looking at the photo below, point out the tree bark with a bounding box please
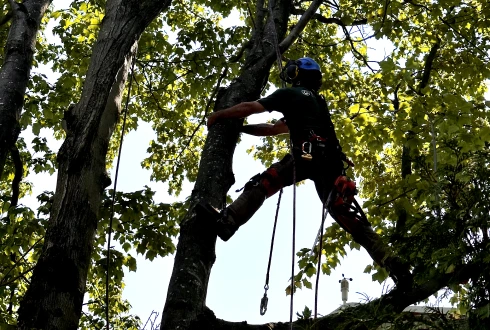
[17,1,171,329]
[0,0,51,181]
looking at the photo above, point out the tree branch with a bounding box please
[278,0,324,52]
[377,188,415,207]
[439,16,489,61]
[418,40,440,93]
[203,262,480,330]
[341,25,376,72]
[229,40,252,63]
[0,236,43,286]
[291,8,367,26]
[9,144,22,207]
[0,10,12,27]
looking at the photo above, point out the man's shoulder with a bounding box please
[269,87,313,97]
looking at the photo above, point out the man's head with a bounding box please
[281,57,322,91]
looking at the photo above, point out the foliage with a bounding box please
[0,0,490,328]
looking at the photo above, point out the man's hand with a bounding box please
[206,101,266,129]
[207,112,220,128]
[241,119,289,136]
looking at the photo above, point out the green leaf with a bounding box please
[32,122,41,136]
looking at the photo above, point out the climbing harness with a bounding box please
[105,51,137,330]
[300,131,328,161]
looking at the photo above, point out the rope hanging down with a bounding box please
[260,189,283,315]
[314,201,327,319]
[105,53,137,330]
[265,1,297,329]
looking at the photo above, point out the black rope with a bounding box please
[289,152,297,330]
[266,0,297,327]
[260,188,283,315]
[266,188,282,286]
[105,54,137,330]
[265,0,296,326]
[268,0,286,89]
[314,200,327,319]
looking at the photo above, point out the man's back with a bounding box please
[257,86,334,147]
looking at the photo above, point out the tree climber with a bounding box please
[201,57,412,287]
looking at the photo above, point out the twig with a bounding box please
[439,16,490,61]
[291,8,367,26]
[0,236,44,285]
[175,65,229,161]
[376,188,416,207]
[418,40,440,93]
[0,265,36,287]
[9,145,22,207]
[341,24,376,72]
[0,10,12,27]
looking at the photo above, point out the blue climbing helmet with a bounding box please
[297,57,321,71]
[281,57,322,90]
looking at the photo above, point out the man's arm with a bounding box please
[241,119,289,136]
[207,101,266,127]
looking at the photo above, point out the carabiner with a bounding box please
[260,292,268,315]
[301,142,313,161]
[302,141,312,154]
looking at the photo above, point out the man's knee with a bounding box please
[260,168,284,197]
[244,169,283,198]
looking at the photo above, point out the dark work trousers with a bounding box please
[226,152,394,269]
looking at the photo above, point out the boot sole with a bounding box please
[195,202,237,241]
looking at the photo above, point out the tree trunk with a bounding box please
[17,1,171,329]
[0,0,51,180]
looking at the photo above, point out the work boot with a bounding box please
[216,183,267,241]
[193,203,240,241]
[216,210,238,242]
[196,183,267,242]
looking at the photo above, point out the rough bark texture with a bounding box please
[160,1,293,329]
[16,0,171,329]
[0,0,51,180]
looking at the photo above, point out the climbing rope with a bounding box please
[265,1,296,328]
[289,152,297,329]
[105,53,137,330]
[314,200,328,320]
[260,189,283,315]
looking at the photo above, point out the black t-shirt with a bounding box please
[257,87,339,149]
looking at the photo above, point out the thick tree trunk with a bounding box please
[160,1,295,329]
[0,0,51,180]
[17,1,171,329]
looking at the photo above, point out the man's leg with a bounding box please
[314,173,412,287]
[345,220,412,287]
[215,154,303,241]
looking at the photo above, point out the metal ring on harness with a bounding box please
[301,142,313,161]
